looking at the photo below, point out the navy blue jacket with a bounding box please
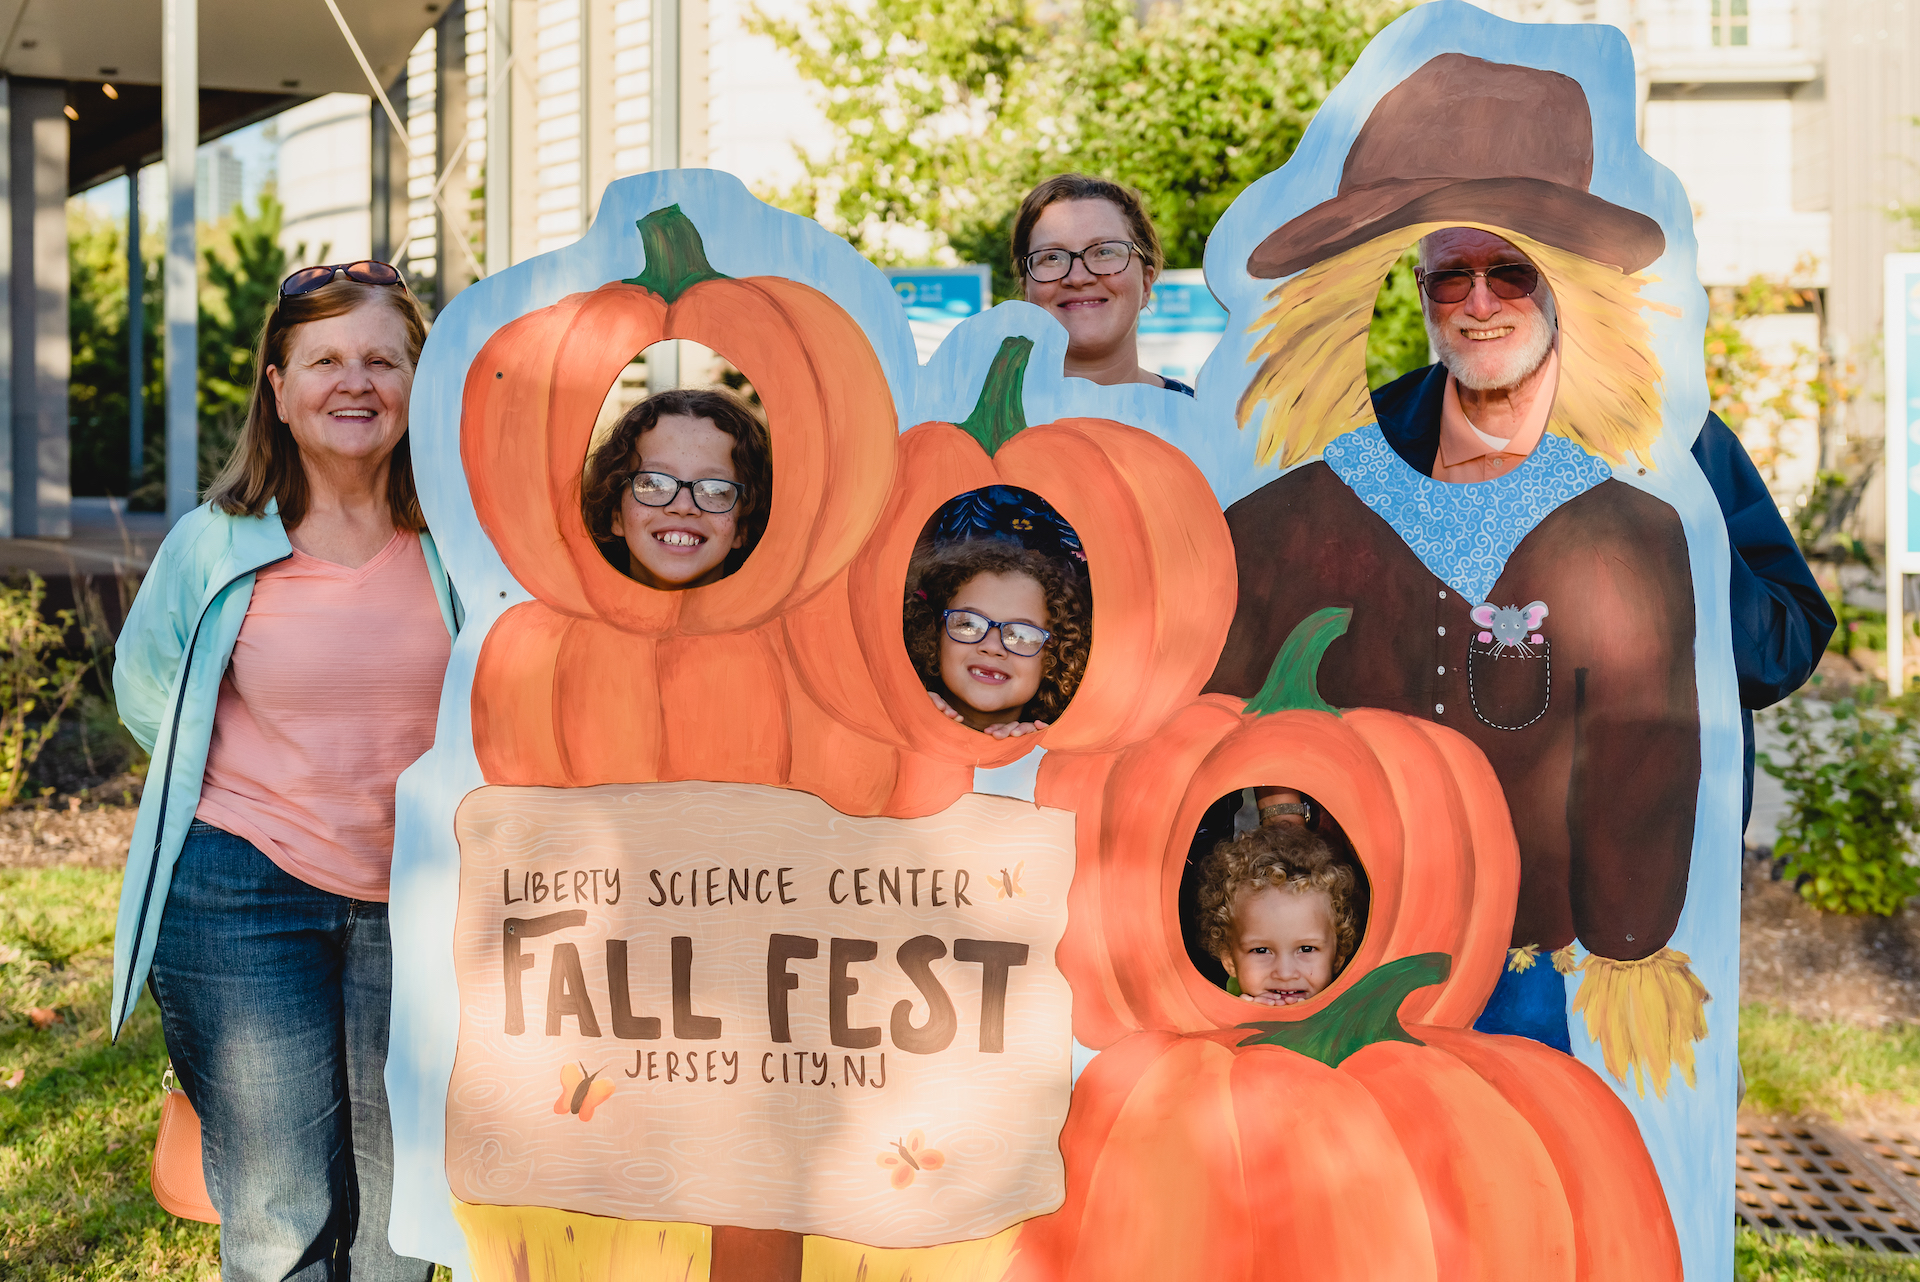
[1372,365,1836,823]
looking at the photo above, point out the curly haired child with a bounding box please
[903,539,1090,739]
[580,387,772,589]
[1198,823,1361,1006]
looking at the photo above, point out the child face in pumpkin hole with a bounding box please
[936,570,1049,731]
[1221,883,1338,1006]
[610,413,745,589]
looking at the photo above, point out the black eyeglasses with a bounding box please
[628,470,743,514]
[279,261,405,298]
[1414,263,1541,305]
[1019,241,1140,283]
[941,608,1052,657]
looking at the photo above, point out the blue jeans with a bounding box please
[147,821,434,1282]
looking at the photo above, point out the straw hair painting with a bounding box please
[1237,220,1680,470]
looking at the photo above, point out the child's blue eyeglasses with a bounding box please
[942,608,1052,657]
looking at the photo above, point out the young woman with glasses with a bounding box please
[1011,173,1190,394]
[579,386,772,589]
[110,260,455,1280]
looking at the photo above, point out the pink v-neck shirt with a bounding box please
[195,533,451,901]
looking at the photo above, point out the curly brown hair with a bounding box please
[1197,823,1361,972]
[903,539,1090,725]
[580,387,773,576]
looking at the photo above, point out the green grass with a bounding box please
[5,865,1920,1278]
[1740,1002,1920,1118]
[1738,1225,1920,1279]
[0,866,219,1280]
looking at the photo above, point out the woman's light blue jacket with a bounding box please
[108,501,460,1039]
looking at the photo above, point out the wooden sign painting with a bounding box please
[385,3,1737,1278]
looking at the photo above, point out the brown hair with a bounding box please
[206,278,430,531]
[904,539,1090,725]
[580,387,774,576]
[1011,174,1166,287]
[1198,823,1361,972]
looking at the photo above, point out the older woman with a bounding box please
[109,262,455,1281]
[1012,172,1190,394]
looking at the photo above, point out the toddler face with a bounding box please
[610,414,744,589]
[937,571,1048,730]
[1221,883,1337,1006]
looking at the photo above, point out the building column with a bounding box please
[371,71,409,265]
[163,0,198,525]
[128,166,144,491]
[8,77,70,539]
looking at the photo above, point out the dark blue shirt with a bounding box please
[1372,364,1835,823]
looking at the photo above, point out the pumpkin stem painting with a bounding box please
[1236,950,1449,1068]
[379,4,1748,1280]
[623,203,733,302]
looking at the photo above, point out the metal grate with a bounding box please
[1736,1117,1920,1253]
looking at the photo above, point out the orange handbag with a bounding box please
[151,1065,219,1223]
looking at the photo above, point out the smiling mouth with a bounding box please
[967,665,1010,684]
[653,530,707,549]
[332,409,376,419]
[1460,326,1516,341]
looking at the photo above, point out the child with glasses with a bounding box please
[580,387,772,589]
[903,539,1090,739]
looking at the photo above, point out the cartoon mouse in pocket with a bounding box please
[1471,600,1549,657]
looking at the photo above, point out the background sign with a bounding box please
[885,266,993,363]
[1882,254,1920,688]
[1139,269,1227,388]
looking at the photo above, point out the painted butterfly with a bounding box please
[876,1129,945,1189]
[553,1061,614,1122]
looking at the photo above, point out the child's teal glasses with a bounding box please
[942,608,1052,657]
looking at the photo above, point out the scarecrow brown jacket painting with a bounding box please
[1205,450,1701,967]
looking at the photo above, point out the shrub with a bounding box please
[1760,690,1920,915]
[0,574,89,809]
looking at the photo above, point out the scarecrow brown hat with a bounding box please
[1247,53,1665,279]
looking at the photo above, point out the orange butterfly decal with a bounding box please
[553,1061,614,1122]
[876,1129,945,1189]
[988,862,1026,900]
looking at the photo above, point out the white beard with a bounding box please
[1426,291,1557,392]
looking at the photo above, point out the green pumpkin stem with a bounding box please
[1246,605,1352,717]
[1237,952,1451,1068]
[624,205,731,302]
[957,337,1034,456]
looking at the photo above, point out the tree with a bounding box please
[752,0,1410,300]
[69,190,303,507]
[67,203,161,498]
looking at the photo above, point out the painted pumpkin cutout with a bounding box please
[1040,609,1520,1047]
[784,337,1237,770]
[1005,956,1683,1282]
[461,204,897,639]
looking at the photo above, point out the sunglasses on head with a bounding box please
[1414,263,1541,306]
[279,261,405,299]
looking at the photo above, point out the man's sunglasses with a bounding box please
[1414,263,1541,306]
[279,261,406,298]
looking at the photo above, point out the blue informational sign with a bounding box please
[1139,268,1228,385]
[1906,272,1920,557]
[1881,255,1920,686]
[884,266,990,325]
[1139,271,1229,335]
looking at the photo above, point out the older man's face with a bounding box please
[1419,228,1557,393]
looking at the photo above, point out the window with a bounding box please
[1711,0,1749,47]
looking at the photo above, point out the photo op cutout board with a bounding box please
[384,6,1735,1279]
